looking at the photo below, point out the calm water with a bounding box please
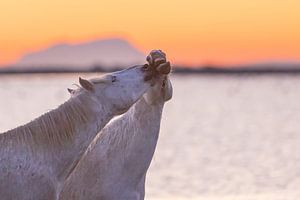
[1,74,300,200]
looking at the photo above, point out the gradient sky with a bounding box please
[1,0,300,66]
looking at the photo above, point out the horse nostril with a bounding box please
[142,64,149,71]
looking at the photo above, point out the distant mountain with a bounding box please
[11,38,145,70]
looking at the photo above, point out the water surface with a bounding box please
[1,74,300,199]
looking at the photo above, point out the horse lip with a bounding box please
[143,57,170,82]
[157,62,171,74]
[143,69,159,82]
[144,74,153,82]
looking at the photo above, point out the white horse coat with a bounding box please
[0,65,152,200]
[60,71,172,199]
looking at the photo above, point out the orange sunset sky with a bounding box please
[1,0,300,66]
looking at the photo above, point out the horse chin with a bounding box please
[143,76,173,104]
[163,88,172,102]
[143,92,157,105]
[163,77,173,102]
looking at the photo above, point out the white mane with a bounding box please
[0,91,95,150]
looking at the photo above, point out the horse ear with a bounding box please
[79,77,95,92]
[67,88,75,95]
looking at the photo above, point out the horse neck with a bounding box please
[1,92,114,182]
[59,97,165,197]
[126,96,164,161]
[51,93,114,181]
[102,97,165,182]
[105,96,164,147]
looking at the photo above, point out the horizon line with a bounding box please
[2,36,300,68]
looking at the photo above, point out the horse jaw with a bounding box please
[143,76,173,105]
[162,77,173,102]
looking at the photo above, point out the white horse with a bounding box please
[0,63,154,199]
[59,50,172,200]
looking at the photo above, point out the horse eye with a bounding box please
[111,76,117,82]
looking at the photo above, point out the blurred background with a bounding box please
[1,0,300,199]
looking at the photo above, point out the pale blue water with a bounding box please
[1,74,300,199]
